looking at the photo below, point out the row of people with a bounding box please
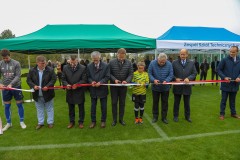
[0,46,240,132]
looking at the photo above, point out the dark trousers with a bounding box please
[152,90,169,120]
[110,86,127,122]
[57,72,62,86]
[211,70,219,80]
[200,71,207,80]
[68,103,85,124]
[91,97,107,122]
[173,94,190,119]
[220,91,237,116]
[211,70,219,85]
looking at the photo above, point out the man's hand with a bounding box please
[115,80,121,84]
[154,80,160,85]
[34,85,40,90]
[224,77,231,83]
[72,84,78,89]
[162,81,167,84]
[184,78,189,83]
[7,84,12,88]
[122,81,127,84]
[175,78,182,82]
[67,84,72,90]
[235,78,240,82]
[92,81,97,87]
[42,86,48,91]
[95,82,101,87]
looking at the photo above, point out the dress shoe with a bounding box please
[173,117,179,122]
[89,122,96,129]
[79,123,84,129]
[67,123,74,129]
[152,118,158,123]
[101,122,106,128]
[48,124,54,128]
[162,119,168,124]
[36,124,44,130]
[111,121,117,126]
[231,114,240,119]
[219,115,224,120]
[186,118,192,123]
[119,120,126,126]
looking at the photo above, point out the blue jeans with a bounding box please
[35,97,54,125]
[220,91,237,116]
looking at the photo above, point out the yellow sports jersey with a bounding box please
[132,71,149,95]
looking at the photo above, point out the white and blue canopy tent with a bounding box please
[156,26,240,61]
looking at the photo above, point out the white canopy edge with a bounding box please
[156,40,240,49]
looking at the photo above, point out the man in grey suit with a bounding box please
[109,48,133,126]
[87,51,110,128]
[172,49,197,122]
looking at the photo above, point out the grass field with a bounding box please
[0,72,240,160]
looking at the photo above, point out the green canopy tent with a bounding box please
[0,24,156,54]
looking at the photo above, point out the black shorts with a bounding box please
[2,86,23,101]
[132,94,146,103]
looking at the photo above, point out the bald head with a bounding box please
[179,49,188,60]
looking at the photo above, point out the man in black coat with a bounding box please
[87,51,110,128]
[62,55,87,129]
[211,56,220,85]
[172,49,197,122]
[109,48,133,126]
[27,55,57,130]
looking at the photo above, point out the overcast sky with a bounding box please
[1,0,240,38]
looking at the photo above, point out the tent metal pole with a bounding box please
[219,49,221,61]
[78,49,80,60]
[155,49,157,59]
[28,55,30,69]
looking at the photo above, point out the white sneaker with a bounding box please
[20,122,27,129]
[2,123,12,131]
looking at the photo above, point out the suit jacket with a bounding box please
[211,60,220,71]
[27,65,56,102]
[87,61,110,98]
[217,55,240,92]
[172,59,197,95]
[62,63,87,104]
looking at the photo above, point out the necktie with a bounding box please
[182,60,185,66]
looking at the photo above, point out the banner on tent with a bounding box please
[157,40,240,49]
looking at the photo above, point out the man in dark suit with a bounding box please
[217,46,240,120]
[211,56,220,85]
[109,48,133,126]
[62,55,87,129]
[172,49,197,122]
[200,59,209,83]
[194,56,200,75]
[87,51,110,128]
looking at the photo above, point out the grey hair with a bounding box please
[158,53,168,60]
[91,51,101,58]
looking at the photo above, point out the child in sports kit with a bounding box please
[132,62,149,124]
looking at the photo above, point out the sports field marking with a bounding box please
[126,93,169,139]
[0,129,239,151]
[144,113,169,140]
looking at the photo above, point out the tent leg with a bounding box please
[28,55,30,69]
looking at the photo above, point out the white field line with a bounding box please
[0,130,240,151]
[144,113,169,140]
[126,93,169,140]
